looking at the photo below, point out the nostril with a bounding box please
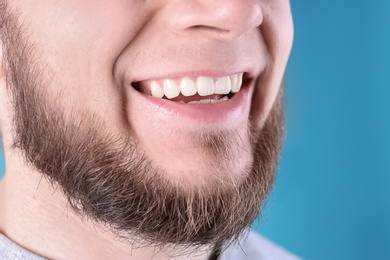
[190,25,229,33]
[188,25,231,38]
[164,1,263,41]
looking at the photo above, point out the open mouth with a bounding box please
[132,72,251,105]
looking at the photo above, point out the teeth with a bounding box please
[196,76,214,96]
[188,99,210,105]
[148,73,245,101]
[163,79,180,99]
[188,96,229,105]
[150,81,164,98]
[231,73,243,93]
[211,96,229,103]
[180,77,197,96]
[230,74,238,91]
[215,76,231,94]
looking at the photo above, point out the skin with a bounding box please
[0,0,293,259]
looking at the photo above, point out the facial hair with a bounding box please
[0,2,284,252]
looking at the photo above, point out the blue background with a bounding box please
[254,1,390,259]
[1,1,390,259]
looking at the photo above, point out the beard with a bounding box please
[0,3,284,252]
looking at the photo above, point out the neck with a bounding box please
[0,142,213,260]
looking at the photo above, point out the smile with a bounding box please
[132,73,247,105]
[128,71,253,124]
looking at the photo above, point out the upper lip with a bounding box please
[128,68,255,85]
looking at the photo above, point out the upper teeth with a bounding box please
[149,73,243,99]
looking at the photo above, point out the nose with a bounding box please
[163,0,263,41]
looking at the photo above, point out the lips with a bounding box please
[127,72,253,124]
[132,72,247,103]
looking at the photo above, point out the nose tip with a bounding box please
[166,0,263,41]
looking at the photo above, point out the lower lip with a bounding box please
[128,82,252,124]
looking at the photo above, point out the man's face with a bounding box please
[1,0,293,250]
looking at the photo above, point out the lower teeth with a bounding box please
[187,96,229,105]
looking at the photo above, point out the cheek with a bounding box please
[13,1,149,127]
[18,1,140,73]
[16,0,151,81]
[250,2,293,128]
[262,1,294,64]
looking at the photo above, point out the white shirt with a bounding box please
[0,231,301,260]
